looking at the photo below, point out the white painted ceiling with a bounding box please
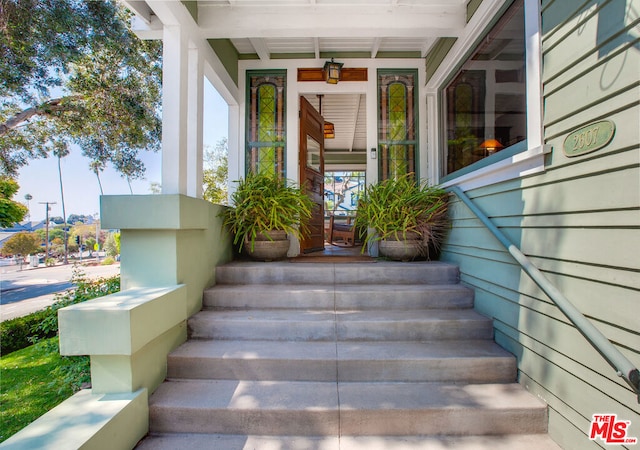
[302,94,367,152]
[125,1,468,59]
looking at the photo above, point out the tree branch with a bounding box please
[0,97,80,136]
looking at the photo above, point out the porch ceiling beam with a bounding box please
[121,0,154,24]
[249,38,271,60]
[421,37,437,58]
[348,95,362,153]
[195,5,466,39]
[143,1,239,102]
[371,37,382,58]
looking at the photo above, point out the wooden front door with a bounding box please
[299,96,325,253]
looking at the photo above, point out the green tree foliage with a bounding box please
[149,181,161,194]
[0,176,27,227]
[0,0,162,180]
[0,232,41,258]
[203,138,229,205]
[49,226,66,241]
[67,214,92,225]
[104,231,120,257]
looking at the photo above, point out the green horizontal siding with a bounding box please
[324,152,366,166]
[440,1,640,448]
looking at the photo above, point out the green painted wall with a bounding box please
[208,39,240,87]
[324,152,367,166]
[181,1,198,22]
[425,38,457,84]
[467,0,483,22]
[440,1,640,449]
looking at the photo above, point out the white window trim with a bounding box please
[427,0,546,191]
[439,143,551,190]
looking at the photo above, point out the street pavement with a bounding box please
[0,260,120,321]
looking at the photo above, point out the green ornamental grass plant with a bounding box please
[356,174,449,257]
[221,173,313,252]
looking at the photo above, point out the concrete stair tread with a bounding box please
[205,283,472,294]
[170,339,513,362]
[192,308,490,323]
[167,340,516,383]
[189,309,493,341]
[137,433,562,450]
[216,261,461,285]
[151,379,338,411]
[149,381,547,435]
[204,283,474,310]
[336,309,490,322]
[150,380,544,412]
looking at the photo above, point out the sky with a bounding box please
[16,80,228,222]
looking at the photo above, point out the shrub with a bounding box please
[0,310,53,355]
[100,256,115,265]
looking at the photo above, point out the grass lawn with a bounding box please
[0,271,119,443]
[0,339,90,443]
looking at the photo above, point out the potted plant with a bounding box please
[356,174,449,261]
[221,173,313,261]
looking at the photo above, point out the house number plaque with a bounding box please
[563,120,615,157]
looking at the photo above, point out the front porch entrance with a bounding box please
[299,93,368,255]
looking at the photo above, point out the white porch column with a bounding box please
[187,43,204,198]
[161,24,189,194]
[227,103,241,198]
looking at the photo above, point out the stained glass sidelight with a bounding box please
[246,71,286,178]
[378,70,418,181]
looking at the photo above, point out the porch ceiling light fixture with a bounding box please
[324,122,335,139]
[479,138,504,155]
[323,58,343,84]
[318,94,335,139]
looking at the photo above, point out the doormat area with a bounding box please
[289,255,376,263]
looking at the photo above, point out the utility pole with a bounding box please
[39,201,57,262]
[95,214,100,262]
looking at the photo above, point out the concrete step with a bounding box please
[188,309,494,341]
[138,433,562,450]
[167,340,516,383]
[148,380,548,436]
[203,283,474,310]
[215,261,460,286]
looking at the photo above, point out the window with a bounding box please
[444,1,526,176]
[378,70,418,181]
[246,71,286,178]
